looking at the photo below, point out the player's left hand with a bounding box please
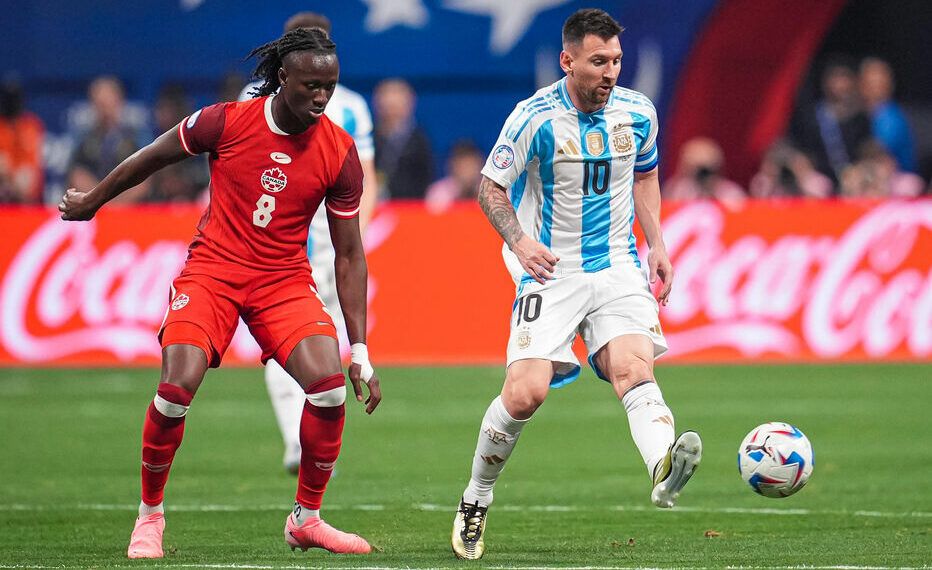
[648,246,674,306]
[349,343,380,414]
[349,364,381,414]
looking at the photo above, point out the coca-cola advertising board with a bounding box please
[0,200,929,366]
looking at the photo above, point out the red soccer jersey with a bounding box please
[177,95,362,271]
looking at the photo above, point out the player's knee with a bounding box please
[501,384,547,420]
[149,382,194,424]
[305,385,346,408]
[606,354,653,394]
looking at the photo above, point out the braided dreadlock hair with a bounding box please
[246,27,336,98]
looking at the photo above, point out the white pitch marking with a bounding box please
[0,564,930,570]
[0,502,929,519]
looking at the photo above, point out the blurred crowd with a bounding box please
[0,53,928,208]
[665,56,926,203]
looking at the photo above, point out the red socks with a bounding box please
[295,374,346,509]
[140,383,193,506]
[138,374,345,511]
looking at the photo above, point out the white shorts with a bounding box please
[307,207,346,349]
[506,263,668,388]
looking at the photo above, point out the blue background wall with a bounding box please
[1,0,717,174]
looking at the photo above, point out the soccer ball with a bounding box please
[737,422,814,498]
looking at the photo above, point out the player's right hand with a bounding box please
[512,235,559,284]
[58,188,100,221]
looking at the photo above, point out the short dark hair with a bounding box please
[562,8,623,47]
[246,27,336,97]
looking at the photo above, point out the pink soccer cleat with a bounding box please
[127,512,165,559]
[284,514,371,554]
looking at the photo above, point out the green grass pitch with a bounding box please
[0,364,929,568]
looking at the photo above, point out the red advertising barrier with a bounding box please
[1,200,930,366]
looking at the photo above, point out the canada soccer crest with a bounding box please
[260,167,288,193]
[171,293,190,311]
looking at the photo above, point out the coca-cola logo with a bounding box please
[0,210,397,364]
[657,201,932,358]
[0,217,190,361]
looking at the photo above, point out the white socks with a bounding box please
[293,502,320,524]
[622,381,675,478]
[463,396,528,507]
[264,360,305,455]
[138,501,164,517]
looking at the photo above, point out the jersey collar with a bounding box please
[264,95,289,136]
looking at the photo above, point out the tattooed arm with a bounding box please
[478,175,558,284]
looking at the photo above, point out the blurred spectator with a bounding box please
[217,71,247,103]
[859,57,917,173]
[146,84,209,202]
[663,137,745,204]
[791,57,872,184]
[425,140,484,213]
[839,140,923,198]
[749,140,833,199]
[67,76,150,202]
[0,79,44,203]
[373,78,433,199]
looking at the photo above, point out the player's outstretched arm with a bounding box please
[329,213,381,414]
[477,175,559,285]
[58,127,190,221]
[633,167,673,305]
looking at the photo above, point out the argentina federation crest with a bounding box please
[612,124,634,153]
[517,327,531,350]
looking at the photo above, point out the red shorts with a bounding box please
[159,261,336,367]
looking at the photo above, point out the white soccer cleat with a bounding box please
[452,498,488,560]
[651,430,702,508]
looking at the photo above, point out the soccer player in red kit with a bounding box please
[58,28,381,558]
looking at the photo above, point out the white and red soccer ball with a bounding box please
[738,422,814,498]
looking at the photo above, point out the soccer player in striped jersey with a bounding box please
[240,12,379,476]
[451,9,702,560]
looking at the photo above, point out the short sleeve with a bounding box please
[480,103,536,189]
[635,101,660,173]
[326,144,363,219]
[237,80,262,102]
[178,103,228,155]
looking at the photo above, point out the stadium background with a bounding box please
[1,1,930,567]
[1,0,930,365]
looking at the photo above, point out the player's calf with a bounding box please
[140,383,193,507]
[295,373,346,510]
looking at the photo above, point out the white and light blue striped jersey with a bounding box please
[481,78,659,284]
[238,82,374,161]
